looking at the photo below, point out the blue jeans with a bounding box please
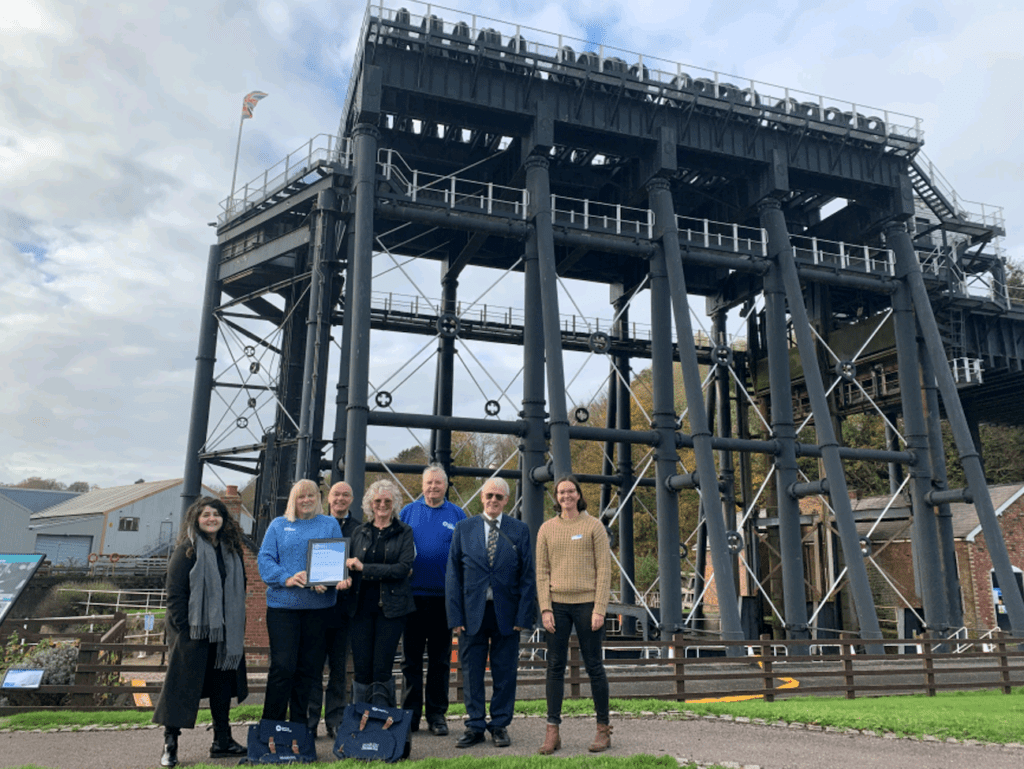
[544,601,609,725]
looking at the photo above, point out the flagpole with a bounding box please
[229,114,245,216]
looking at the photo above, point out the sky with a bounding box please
[2,0,1023,492]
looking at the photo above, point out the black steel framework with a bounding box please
[181,0,1024,644]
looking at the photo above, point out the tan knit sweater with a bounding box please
[536,512,611,616]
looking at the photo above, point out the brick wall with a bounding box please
[963,498,1024,631]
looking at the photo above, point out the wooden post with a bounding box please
[672,633,686,701]
[760,634,774,703]
[995,630,1012,695]
[843,640,856,699]
[921,630,936,696]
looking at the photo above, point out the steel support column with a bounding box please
[521,237,548,542]
[296,189,337,481]
[330,228,355,485]
[758,212,810,642]
[181,244,223,517]
[887,221,1024,634]
[342,123,380,503]
[920,347,965,629]
[648,177,743,644]
[525,155,572,478]
[613,288,636,635]
[648,242,686,635]
[431,264,458,473]
[890,253,949,634]
[761,198,884,650]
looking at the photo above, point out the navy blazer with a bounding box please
[445,514,536,636]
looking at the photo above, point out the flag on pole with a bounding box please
[241,91,269,119]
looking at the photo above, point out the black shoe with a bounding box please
[455,729,485,748]
[209,735,247,758]
[428,720,449,736]
[160,734,178,768]
[491,727,511,748]
[410,720,420,733]
[326,724,336,740]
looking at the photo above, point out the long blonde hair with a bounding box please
[284,478,322,522]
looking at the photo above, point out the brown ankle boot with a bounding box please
[538,724,561,755]
[589,722,612,752]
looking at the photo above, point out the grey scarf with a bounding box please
[188,533,246,670]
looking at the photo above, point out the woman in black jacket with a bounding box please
[153,497,248,767]
[344,478,416,706]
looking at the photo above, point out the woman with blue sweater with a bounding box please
[258,479,348,723]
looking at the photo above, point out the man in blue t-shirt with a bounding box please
[399,464,466,734]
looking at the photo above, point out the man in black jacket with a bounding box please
[308,481,360,738]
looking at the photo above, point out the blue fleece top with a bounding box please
[258,514,342,609]
[399,497,466,596]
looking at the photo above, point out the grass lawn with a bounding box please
[2,689,1021,743]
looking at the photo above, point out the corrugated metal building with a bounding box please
[25,480,194,563]
[0,488,82,555]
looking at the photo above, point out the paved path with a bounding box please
[2,714,1023,769]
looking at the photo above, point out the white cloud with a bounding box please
[2,0,1023,489]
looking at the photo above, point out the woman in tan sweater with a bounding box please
[535,475,612,754]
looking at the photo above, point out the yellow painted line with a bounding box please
[684,659,800,703]
[131,678,152,707]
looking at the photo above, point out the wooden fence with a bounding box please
[2,618,1022,714]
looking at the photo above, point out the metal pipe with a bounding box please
[342,124,381,503]
[763,199,884,651]
[649,177,743,646]
[758,211,811,645]
[295,190,335,480]
[887,221,1024,634]
[330,228,355,484]
[180,245,223,518]
[525,155,572,477]
[920,346,965,629]
[648,231,687,635]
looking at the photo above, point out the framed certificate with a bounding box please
[306,538,349,586]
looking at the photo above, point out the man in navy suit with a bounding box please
[446,477,535,748]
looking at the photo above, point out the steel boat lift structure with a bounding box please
[180,1,1024,647]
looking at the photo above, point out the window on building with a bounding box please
[118,517,140,532]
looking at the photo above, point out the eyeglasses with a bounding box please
[483,493,506,500]
[371,499,393,507]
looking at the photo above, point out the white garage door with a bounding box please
[35,535,93,565]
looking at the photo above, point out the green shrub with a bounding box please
[33,581,120,624]
[0,638,78,708]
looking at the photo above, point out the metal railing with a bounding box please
[914,152,1006,231]
[219,134,351,224]
[676,215,767,257]
[552,195,653,238]
[378,148,528,218]
[359,0,924,144]
[791,234,894,276]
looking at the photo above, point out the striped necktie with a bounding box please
[486,518,498,566]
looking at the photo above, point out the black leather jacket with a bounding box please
[346,518,417,619]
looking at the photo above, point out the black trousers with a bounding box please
[545,601,609,725]
[307,618,351,730]
[400,595,452,724]
[163,641,234,736]
[263,606,330,723]
[350,607,406,685]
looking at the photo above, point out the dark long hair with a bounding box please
[179,496,245,558]
[552,475,587,513]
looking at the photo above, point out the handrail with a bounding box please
[913,152,1005,231]
[358,0,924,144]
[219,134,351,224]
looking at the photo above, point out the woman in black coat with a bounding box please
[344,479,416,706]
[153,497,249,767]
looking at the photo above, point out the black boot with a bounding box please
[370,678,396,708]
[160,732,179,768]
[210,728,247,758]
